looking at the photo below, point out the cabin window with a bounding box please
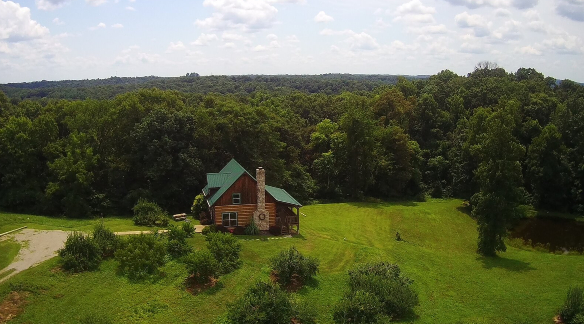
[232,193,241,205]
[222,212,238,227]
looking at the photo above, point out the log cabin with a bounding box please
[202,159,301,235]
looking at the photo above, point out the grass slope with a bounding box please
[1,199,582,323]
[0,212,171,234]
[0,240,21,270]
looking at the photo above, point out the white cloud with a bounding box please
[394,0,436,24]
[221,32,246,41]
[314,11,334,23]
[53,17,65,25]
[512,0,538,9]
[494,8,511,17]
[111,23,123,28]
[542,33,584,54]
[516,45,542,55]
[443,0,510,9]
[253,44,268,51]
[320,29,380,50]
[492,20,521,42]
[455,12,491,37]
[89,22,106,30]
[220,42,236,49]
[86,0,107,6]
[192,33,218,46]
[267,33,278,41]
[408,24,449,34]
[165,41,186,53]
[0,1,50,41]
[286,35,299,43]
[36,0,70,10]
[126,6,135,11]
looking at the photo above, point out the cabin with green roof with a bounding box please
[202,159,301,235]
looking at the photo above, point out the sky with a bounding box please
[0,0,583,83]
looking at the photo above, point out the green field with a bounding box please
[0,240,20,271]
[1,199,582,323]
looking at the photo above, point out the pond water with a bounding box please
[510,217,584,253]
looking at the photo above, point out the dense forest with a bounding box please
[0,65,583,219]
[0,74,429,101]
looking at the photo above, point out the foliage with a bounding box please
[202,224,218,235]
[132,198,169,227]
[333,290,384,324]
[184,250,219,283]
[191,193,208,220]
[205,232,242,274]
[58,232,101,272]
[340,262,419,320]
[114,234,167,280]
[91,221,119,258]
[166,224,192,258]
[227,281,293,324]
[270,246,319,285]
[244,217,260,236]
[560,287,584,324]
[181,221,195,237]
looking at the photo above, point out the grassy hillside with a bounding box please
[1,199,582,323]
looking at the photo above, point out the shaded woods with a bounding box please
[0,66,583,222]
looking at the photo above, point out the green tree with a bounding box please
[471,103,526,256]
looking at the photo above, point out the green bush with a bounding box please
[292,298,318,324]
[59,232,101,272]
[184,250,219,283]
[206,232,242,274]
[202,224,218,236]
[132,198,169,227]
[244,218,260,235]
[166,224,192,258]
[347,262,418,319]
[560,287,584,324]
[227,281,293,324]
[572,314,584,324]
[191,193,208,220]
[270,246,319,285]
[333,290,384,324]
[182,221,195,237]
[114,234,167,280]
[92,222,119,258]
[79,313,113,324]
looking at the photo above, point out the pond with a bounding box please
[510,217,584,253]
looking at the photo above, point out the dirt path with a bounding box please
[0,229,68,284]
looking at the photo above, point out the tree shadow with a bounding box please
[297,277,320,295]
[291,234,307,240]
[456,205,472,218]
[478,256,536,272]
[346,200,419,209]
[393,310,420,323]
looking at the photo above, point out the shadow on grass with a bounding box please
[394,310,420,323]
[202,281,225,296]
[456,205,472,217]
[478,256,536,272]
[346,200,419,209]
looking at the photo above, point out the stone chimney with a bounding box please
[253,167,269,231]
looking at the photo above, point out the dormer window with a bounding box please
[232,193,241,205]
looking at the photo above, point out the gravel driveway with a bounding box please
[0,229,68,283]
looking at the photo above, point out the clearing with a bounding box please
[0,199,582,323]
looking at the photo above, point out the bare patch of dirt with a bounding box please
[270,271,304,292]
[0,291,29,323]
[553,315,563,324]
[185,275,218,295]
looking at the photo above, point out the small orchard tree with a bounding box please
[114,234,166,280]
[205,232,242,274]
[559,286,584,324]
[184,250,218,284]
[227,281,293,324]
[59,232,101,272]
[191,193,208,220]
[92,221,119,258]
[270,246,319,285]
[132,198,169,227]
[166,224,192,259]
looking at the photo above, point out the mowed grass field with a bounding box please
[1,199,583,323]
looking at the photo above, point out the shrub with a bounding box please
[206,232,242,274]
[333,290,384,324]
[560,286,584,324]
[346,262,418,320]
[115,234,167,280]
[92,222,119,258]
[244,218,260,235]
[132,198,169,227]
[191,193,209,220]
[59,232,101,272]
[270,246,319,285]
[227,281,293,324]
[166,224,192,258]
[184,250,219,283]
[292,298,318,324]
[182,221,195,237]
[202,224,218,236]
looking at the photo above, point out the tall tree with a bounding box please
[471,103,526,256]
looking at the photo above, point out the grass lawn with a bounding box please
[0,212,194,234]
[1,199,582,323]
[0,240,21,270]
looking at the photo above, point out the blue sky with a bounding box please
[1,0,583,83]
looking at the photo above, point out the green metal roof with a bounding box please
[266,185,302,207]
[206,173,231,188]
[202,185,209,196]
[205,159,302,207]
